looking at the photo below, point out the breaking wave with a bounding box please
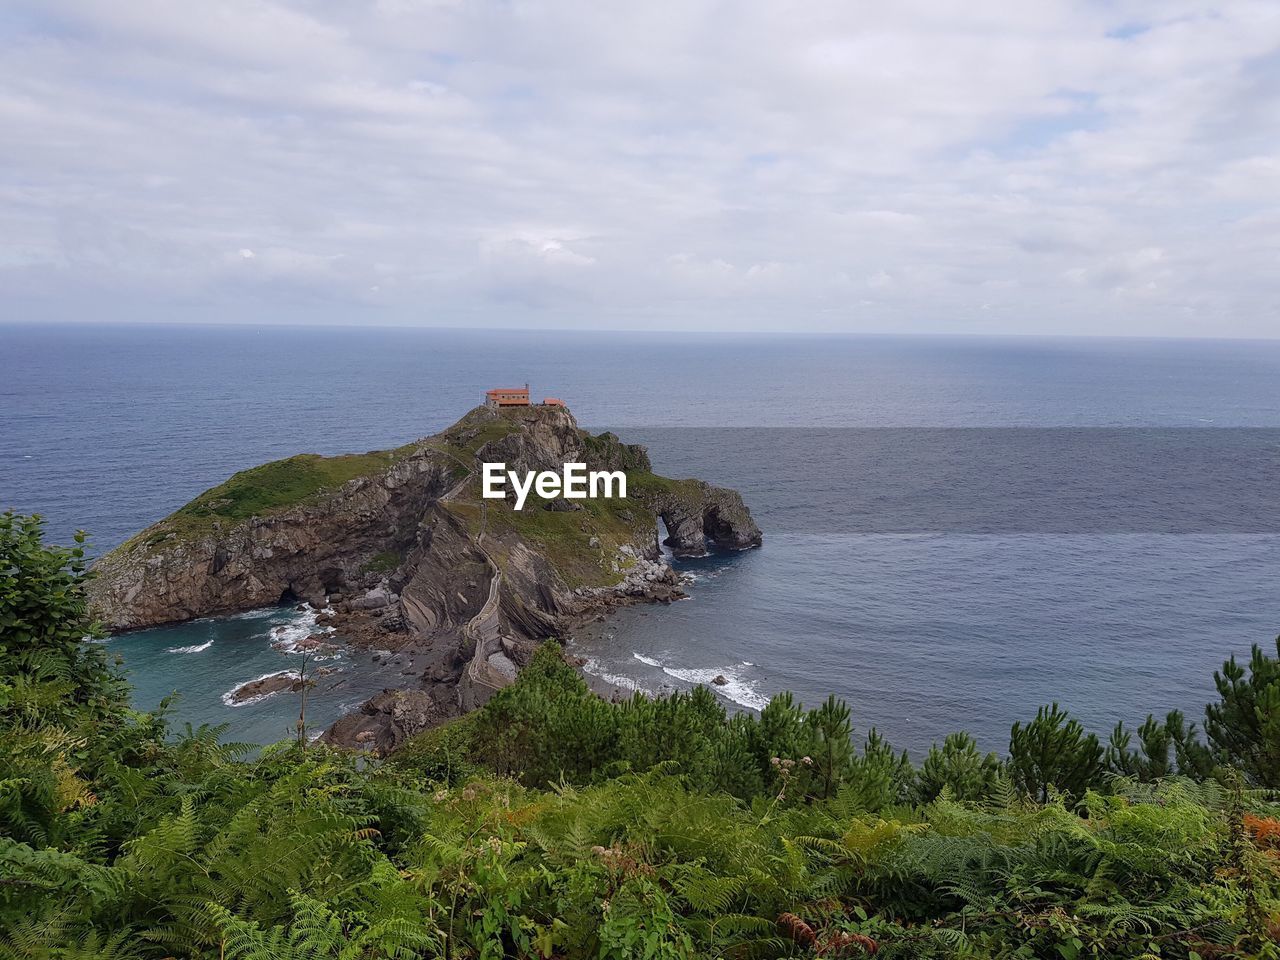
[580,658,649,694]
[631,652,769,710]
[268,606,340,659]
[168,639,214,654]
[224,606,290,621]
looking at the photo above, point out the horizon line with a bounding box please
[4,317,1279,345]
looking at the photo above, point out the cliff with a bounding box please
[88,403,761,750]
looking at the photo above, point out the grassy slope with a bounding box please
[122,442,422,552]
[483,467,709,589]
[425,411,676,588]
[485,490,648,588]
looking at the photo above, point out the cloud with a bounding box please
[1,0,1279,335]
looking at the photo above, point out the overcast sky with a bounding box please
[2,1,1279,336]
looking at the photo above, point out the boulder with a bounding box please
[321,688,444,754]
[227,671,303,704]
[348,586,396,611]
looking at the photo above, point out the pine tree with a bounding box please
[1106,709,1213,782]
[1204,637,1280,787]
[808,695,853,800]
[917,731,1001,802]
[1008,702,1104,803]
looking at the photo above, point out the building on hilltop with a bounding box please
[484,386,568,409]
[485,385,530,408]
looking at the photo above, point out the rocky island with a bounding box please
[89,403,761,751]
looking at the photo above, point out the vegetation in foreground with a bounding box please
[2,510,1279,959]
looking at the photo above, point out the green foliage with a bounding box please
[0,511,125,727]
[1205,637,1280,787]
[4,513,1280,959]
[123,445,419,548]
[1107,709,1215,783]
[0,511,145,849]
[436,644,913,810]
[468,643,620,784]
[917,731,1002,803]
[1009,702,1105,803]
[209,880,441,960]
[360,550,402,575]
[808,695,854,800]
[387,711,481,785]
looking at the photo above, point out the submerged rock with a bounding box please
[271,633,339,657]
[227,671,303,704]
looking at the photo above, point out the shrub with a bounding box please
[1008,702,1105,803]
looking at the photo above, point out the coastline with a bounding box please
[90,402,759,754]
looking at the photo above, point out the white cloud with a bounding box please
[480,231,597,268]
[1,0,1279,335]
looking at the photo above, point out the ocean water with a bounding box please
[3,323,1280,754]
[99,605,403,747]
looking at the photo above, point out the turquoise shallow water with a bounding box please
[5,324,1280,752]
[105,605,407,746]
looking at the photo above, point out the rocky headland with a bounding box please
[89,403,761,753]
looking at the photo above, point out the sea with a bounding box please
[3,322,1279,755]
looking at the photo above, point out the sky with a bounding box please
[2,1,1279,337]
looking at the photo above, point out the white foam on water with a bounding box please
[168,639,214,653]
[221,670,301,707]
[269,621,313,645]
[224,606,283,621]
[681,570,720,583]
[662,664,770,711]
[628,652,769,710]
[267,606,340,659]
[580,657,649,694]
[225,601,326,623]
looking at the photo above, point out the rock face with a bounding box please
[652,483,762,556]
[89,402,762,752]
[227,670,303,704]
[89,456,457,631]
[321,688,444,754]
